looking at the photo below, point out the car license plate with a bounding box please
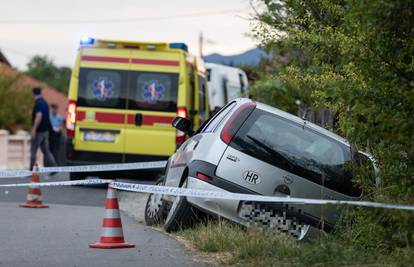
[83,131,116,143]
[238,201,309,240]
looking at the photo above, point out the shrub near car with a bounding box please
[145,98,374,239]
[66,37,209,180]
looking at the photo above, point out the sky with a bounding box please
[0,0,258,70]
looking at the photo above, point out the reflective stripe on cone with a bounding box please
[27,194,42,201]
[100,227,124,238]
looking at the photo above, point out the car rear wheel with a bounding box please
[144,178,169,226]
[164,179,198,232]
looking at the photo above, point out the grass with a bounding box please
[178,220,414,267]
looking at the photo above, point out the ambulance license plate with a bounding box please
[83,132,116,143]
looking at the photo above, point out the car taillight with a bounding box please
[66,101,77,137]
[220,102,256,144]
[176,107,188,146]
[177,107,187,118]
[196,172,212,182]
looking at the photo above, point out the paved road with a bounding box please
[0,174,106,206]
[0,174,154,206]
[0,174,211,267]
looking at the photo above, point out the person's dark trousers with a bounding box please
[49,131,62,165]
[30,131,57,169]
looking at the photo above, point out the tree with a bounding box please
[252,0,414,251]
[0,72,33,132]
[26,55,71,94]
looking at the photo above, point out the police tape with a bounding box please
[0,179,110,187]
[110,181,414,212]
[39,161,167,174]
[0,170,32,178]
[1,178,413,212]
[0,161,167,178]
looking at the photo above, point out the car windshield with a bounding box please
[231,109,357,196]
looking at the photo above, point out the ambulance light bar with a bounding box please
[80,36,95,46]
[169,43,188,52]
[79,37,188,52]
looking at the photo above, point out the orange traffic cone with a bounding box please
[20,163,49,208]
[89,185,135,249]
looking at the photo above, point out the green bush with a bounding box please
[249,76,298,114]
[0,72,33,132]
[251,0,413,253]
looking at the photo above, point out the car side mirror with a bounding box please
[172,116,194,136]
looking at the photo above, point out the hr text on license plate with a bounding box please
[83,132,116,143]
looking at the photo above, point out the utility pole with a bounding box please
[199,32,216,58]
[198,32,203,57]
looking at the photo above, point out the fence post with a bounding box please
[17,130,30,169]
[0,130,9,169]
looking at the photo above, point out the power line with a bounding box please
[0,8,249,25]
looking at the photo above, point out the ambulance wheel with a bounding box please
[145,178,169,226]
[164,179,198,232]
[69,172,87,181]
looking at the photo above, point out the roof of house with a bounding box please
[0,62,67,117]
[0,50,11,66]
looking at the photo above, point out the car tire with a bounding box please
[144,178,170,226]
[164,196,195,232]
[164,179,198,233]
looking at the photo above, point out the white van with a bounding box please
[205,63,248,113]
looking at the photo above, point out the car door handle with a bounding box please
[135,113,142,126]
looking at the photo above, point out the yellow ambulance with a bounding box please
[66,37,209,180]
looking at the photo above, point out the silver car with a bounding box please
[145,98,374,239]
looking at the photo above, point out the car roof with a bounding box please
[233,98,351,147]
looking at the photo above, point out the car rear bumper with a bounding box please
[187,176,247,225]
[185,160,337,233]
[186,176,335,238]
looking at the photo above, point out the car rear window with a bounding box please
[128,71,178,112]
[201,101,236,133]
[230,109,356,196]
[77,68,178,112]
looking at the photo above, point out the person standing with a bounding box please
[30,87,57,169]
[49,104,63,164]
